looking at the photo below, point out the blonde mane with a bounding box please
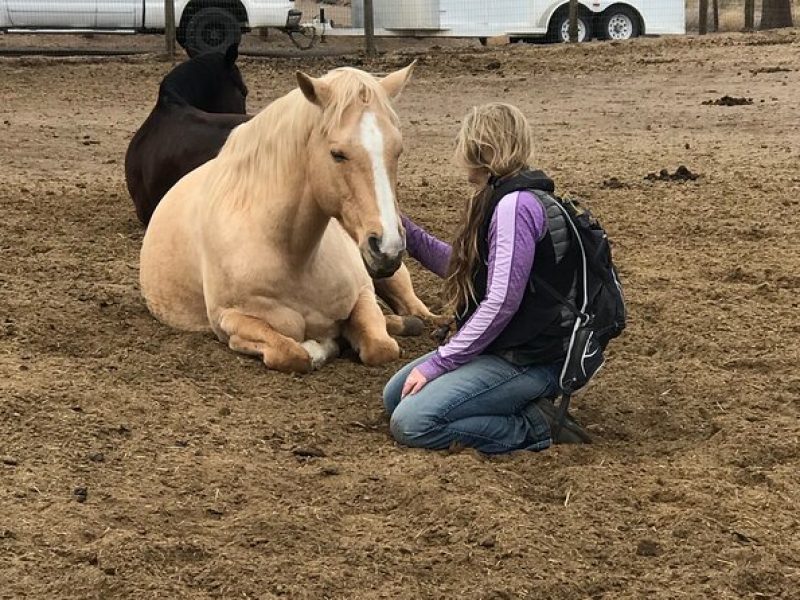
[316,67,399,135]
[205,67,399,209]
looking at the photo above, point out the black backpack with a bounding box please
[532,191,626,436]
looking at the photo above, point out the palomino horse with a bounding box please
[127,50,435,324]
[140,64,425,372]
[125,43,250,225]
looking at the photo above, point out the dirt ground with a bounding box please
[1,28,799,600]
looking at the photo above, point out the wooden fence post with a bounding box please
[699,0,708,34]
[712,0,719,31]
[744,0,755,30]
[364,0,377,57]
[164,0,176,57]
[568,0,579,43]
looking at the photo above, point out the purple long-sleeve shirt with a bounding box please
[402,190,547,382]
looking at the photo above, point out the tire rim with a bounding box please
[607,14,633,40]
[560,19,587,42]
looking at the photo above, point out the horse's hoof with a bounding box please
[399,316,424,337]
[385,314,424,337]
[431,324,451,344]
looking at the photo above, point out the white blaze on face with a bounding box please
[359,111,403,255]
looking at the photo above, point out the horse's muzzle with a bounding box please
[363,253,404,279]
[361,244,404,280]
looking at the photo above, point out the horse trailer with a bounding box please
[326,0,685,43]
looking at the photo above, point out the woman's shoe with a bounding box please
[532,398,592,444]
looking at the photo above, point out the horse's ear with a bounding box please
[380,60,416,100]
[225,42,239,65]
[296,71,331,108]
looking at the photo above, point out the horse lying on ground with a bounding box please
[127,49,438,326]
[125,44,250,226]
[140,64,426,372]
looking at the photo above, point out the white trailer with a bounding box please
[327,0,685,43]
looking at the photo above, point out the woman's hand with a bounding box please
[401,368,428,398]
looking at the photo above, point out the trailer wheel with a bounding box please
[599,6,641,40]
[547,7,592,43]
[184,7,242,56]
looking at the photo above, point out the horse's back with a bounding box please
[126,104,247,226]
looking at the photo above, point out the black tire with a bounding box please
[546,7,592,43]
[599,6,641,41]
[183,7,242,56]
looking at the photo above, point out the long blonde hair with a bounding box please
[445,103,534,315]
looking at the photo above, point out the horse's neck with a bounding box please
[186,89,215,112]
[263,186,330,264]
[235,120,330,265]
[162,81,214,111]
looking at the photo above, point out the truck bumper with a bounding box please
[246,2,299,29]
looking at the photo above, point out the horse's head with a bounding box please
[296,64,415,279]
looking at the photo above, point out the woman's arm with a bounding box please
[414,191,546,381]
[402,214,452,278]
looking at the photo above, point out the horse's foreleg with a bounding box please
[343,290,401,366]
[217,309,313,373]
[373,263,449,326]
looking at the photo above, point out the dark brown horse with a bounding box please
[125,44,250,225]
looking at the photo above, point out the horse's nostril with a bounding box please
[368,234,382,255]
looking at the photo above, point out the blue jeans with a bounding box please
[383,352,561,454]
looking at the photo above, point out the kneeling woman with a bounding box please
[384,103,591,453]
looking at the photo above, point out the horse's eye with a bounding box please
[330,151,348,163]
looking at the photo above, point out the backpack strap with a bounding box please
[553,393,573,441]
[531,274,587,323]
